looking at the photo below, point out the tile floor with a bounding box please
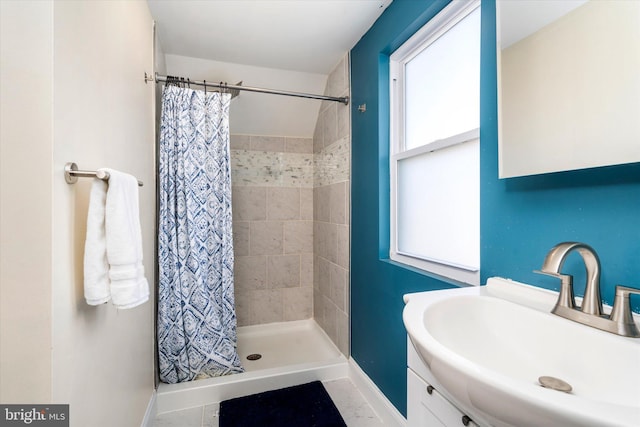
[153,378,384,427]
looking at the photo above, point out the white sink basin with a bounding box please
[403,277,640,427]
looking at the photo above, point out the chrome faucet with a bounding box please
[535,242,640,338]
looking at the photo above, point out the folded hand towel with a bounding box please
[104,169,149,309]
[84,178,111,305]
[83,168,149,309]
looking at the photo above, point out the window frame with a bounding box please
[389,0,481,286]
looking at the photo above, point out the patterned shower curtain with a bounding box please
[157,84,243,383]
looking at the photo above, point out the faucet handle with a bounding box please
[534,270,576,309]
[610,286,640,337]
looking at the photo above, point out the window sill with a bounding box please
[380,257,478,287]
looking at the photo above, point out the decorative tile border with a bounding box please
[230,136,350,189]
[231,150,314,188]
[314,137,350,188]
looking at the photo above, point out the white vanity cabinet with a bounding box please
[407,339,479,427]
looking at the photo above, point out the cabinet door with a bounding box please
[408,368,446,427]
[408,369,479,427]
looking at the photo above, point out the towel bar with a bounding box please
[64,162,143,186]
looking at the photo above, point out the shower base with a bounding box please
[155,319,348,414]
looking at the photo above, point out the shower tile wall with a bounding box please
[231,135,314,326]
[230,54,351,357]
[313,55,351,356]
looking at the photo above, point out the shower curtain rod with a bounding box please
[152,73,349,105]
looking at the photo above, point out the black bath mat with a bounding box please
[219,381,347,427]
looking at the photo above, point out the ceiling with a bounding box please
[498,0,587,48]
[147,0,392,75]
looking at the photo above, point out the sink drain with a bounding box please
[246,353,262,361]
[539,376,572,393]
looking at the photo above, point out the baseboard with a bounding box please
[348,358,406,427]
[140,390,157,427]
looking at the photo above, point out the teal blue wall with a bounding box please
[478,3,640,309]
[351,0,456,417]
[351,0,640,417]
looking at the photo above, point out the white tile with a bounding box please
[285,137,313,154]
[249,221,283,255]
[267,187,300,220]
[154,407,203,427]
[250,289,283,324]
[323,379,384,427]
[202,403,220,427]
[153,378,384,427]
[284,221,313,254]
[250,135,285,152]
[230,134,250,150]
[267,254,300,288]
[283,286,313,321]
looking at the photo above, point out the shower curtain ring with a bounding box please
[204,80,207,94]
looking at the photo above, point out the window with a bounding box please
[389,1,480,285]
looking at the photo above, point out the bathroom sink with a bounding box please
[403,277,640,427]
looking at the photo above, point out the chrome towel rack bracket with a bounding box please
[64,162,143,187]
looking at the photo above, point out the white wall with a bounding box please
[1,1,156,425]
[51,1,156,425]
[0,0,54,403]
[165,54,327,137]
[499,0,640,177]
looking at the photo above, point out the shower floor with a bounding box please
[237,319,341,372]
[156,319,347,414]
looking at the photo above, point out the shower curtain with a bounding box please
[157,84,243,383]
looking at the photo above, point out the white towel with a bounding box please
[83,168,149,309]
[104,169,149,309]
[84,178,110,305]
